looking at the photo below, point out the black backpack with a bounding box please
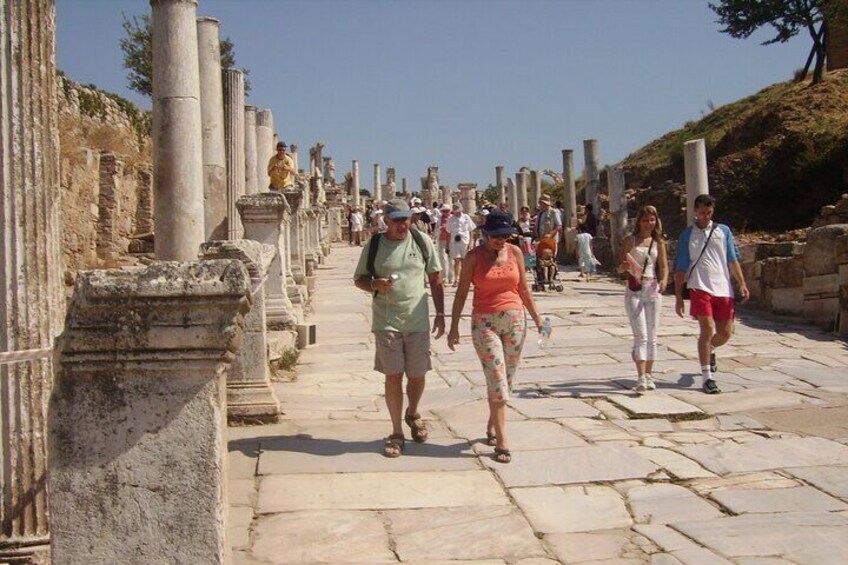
[366,231,431,291]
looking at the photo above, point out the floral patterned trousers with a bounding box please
[471,309,527,403]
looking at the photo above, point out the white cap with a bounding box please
[480,209,490,216]
[411,207,422,214]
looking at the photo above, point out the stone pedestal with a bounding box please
[283,190,309,299]
[49,260,251,565]
[200,240,281,423]
[608,166,627,253]
[583,139,600,213]
[152,0,205,261]
[256,109,274,191]
[561,149,578,228]
[458,183,478,214]
[244,105,259,195]
[0,0,64,560]
[237,193,300,329]
[496,165,506,205]
[684,139,709,227]
[197,17,227,241]
[290,144,299,174]
[223,68,246,239]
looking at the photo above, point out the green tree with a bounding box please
[120,13,250,97]
[480,183,501,205]
[708,0,841,84]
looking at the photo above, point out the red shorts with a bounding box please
[689,288,735,320]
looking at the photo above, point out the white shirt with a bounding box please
[350,211,363,231]
[447,213,476,244]
[677,221,739,298]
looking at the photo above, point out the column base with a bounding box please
[227,381,281,425]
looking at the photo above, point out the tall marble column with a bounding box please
[441,185,453,207]
[684,139,709,227]
[152,0,205,260]
[283,190,308,303]
[562,149,577,228]
[495,165,505,205]
[583,139,600,213]
[608,166,627,253]
[244,105,259,195]
[351,160,361,207]
[0,1,64,560]
[507,178,518,218]
[374,164,381,199]
[529,170,541,211]
[197,16,227,241]
[223,68,246,239]
[515,170,528,214]
[256,109,275,191]
[402,178,407,194]
[237,193,299,329]
[290,143,299,173]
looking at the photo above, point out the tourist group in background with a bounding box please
[353,192,749,462]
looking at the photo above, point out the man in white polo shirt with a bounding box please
[674,194,749,394]
[447,204,477,287]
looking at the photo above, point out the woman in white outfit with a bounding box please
[616,205,668,394]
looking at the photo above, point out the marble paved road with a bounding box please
[229,242,848,565]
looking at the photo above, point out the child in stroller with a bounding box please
[532,237,564,292]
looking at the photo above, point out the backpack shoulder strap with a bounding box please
[366,233,381,279]
[410,228,430,263]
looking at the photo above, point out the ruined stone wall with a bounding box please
[827,7,848,71]
[58,77,153,279]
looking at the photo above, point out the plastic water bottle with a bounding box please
[538,316,552,347]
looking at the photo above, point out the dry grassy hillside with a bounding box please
[622,70,848,233]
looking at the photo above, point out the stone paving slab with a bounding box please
[668,389,817,414]
[630,447,717,480]
[511,485,631,533]
[481,445,660,487]
[386,506,546,562]
[784,466,848,500]
[508,396,600,419]
[710,485,848,513]
[543,529,638,563]
[257,470,510,512]
[676,437,848,474]
[251,510,397,564]
[671,512,848,565]
[607,394,703,419]
[627,483,723,524]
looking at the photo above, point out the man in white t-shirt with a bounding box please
[674,194,749,394]
[447,204,477,286]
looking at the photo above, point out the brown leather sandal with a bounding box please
[383,433,405,458]
[404,411,429,443]
[493,447,511,464]
[486,432,497,447]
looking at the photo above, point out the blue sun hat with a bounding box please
[481,210,516,236]
[384,198,412,220]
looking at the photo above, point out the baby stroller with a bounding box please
[532,237,564,292]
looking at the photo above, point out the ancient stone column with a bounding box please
[607,166,628,253]
[0,1,64,560]
[374,164,381,199]
[458,183,478,214]
[223,68,246,239]
[515,170,528,214]
[200,240,282,423]
[384,167,397,201]
[290,143,299,173]
[237,193,300,328]
[402,178,407,194]
[684,139,709,227]
[441,186,453,207]
[49,260,250,565]
[507,177,518,218]
[529,170,541,211]
[152,0,205,260]
[583,139,600,213]
[496,165,506,205]
[562,149,577,228]
[256,109,275,191]
[351,160,361,207]
[197,17,228,242]
[244,105,259,195]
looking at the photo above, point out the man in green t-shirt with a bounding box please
[354,199,445,458]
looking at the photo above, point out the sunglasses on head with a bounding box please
[388,216,409,224]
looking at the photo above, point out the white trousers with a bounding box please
[437,239,453,282]
[624,280,662,361]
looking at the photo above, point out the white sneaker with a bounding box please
[645,374,657,390]
[634,375,649,394]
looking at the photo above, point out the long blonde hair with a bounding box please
[634,205,664,242]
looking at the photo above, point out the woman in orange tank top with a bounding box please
[447,211,542,464]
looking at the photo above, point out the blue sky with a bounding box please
[56,0,809,192]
